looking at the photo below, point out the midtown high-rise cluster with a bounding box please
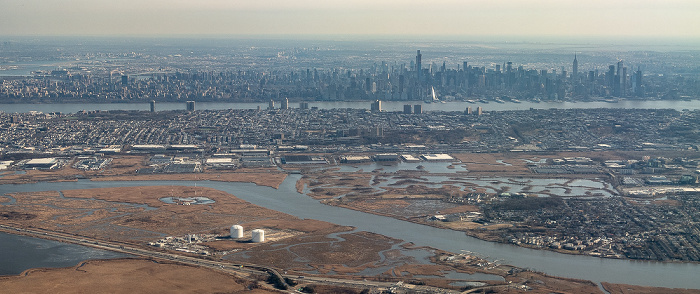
[1,48,694,104]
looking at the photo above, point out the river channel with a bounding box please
[1,176,698,289]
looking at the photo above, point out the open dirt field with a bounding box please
[226,230,404,275]
[1,254,688,294]
[0,258,278,294]
[602,282,700,294]
[504,271,602,294]
[301,172,374,200]
[1,186,341,244]
[453,153,533,174]
[333,198,467,221]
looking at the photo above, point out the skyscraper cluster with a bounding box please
[5,50,686,104]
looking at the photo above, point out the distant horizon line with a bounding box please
[2,34,700,42]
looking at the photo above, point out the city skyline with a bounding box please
[1,0,700,38]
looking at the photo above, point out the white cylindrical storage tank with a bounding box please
[230,225,244,239]
[251,229,265,243]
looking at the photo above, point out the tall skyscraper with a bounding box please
[617,61,623,77]
[150,100,156,112]
[281,97,289,110]
[268,100,275,110]
[572,54,578,80]
[616,61,624,96]
[635,68,643,97]
[186,101,195,111]
[416,50,424,98]
[403,104,412,114]
[416,50,422,81]
[621,67,627,97]
[607,65,616,89]
[506,62,513,87]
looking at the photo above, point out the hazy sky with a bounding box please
[1,0,699,38]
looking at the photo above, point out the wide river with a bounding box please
[1,99,700,114]
[1,176,698,289]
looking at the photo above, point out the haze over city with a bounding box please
[2,0,700,38]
